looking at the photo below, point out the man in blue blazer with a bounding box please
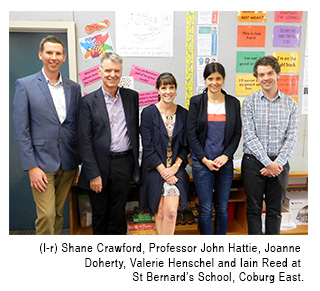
[13,36,81,235]
[78,53,140,235]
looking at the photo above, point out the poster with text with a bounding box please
[275,11,303,23]
[237,25,266,47]
[273,26,301,47]
[237,11,267,22]
[116,11,173,57]
[273,52,300,73]
[236,51,265,73]
[197,25,219,56]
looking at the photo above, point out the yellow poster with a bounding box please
[273,52,300,73]
[238,11,267,22]
[235,75,261,96]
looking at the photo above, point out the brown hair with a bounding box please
[39,35,65,54]
[156,72,177,89]
[253,56,281,78]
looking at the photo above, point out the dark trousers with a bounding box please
[241,154,290,235]
[89,151,134,235]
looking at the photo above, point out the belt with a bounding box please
[109,149,132,159]
[244,153,278,161]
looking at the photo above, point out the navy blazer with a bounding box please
[139,104,189,213]
[77,87,140,190]
[187,90,241,162]
[13,70,81,172]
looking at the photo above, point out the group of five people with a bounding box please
[13,35,299,236]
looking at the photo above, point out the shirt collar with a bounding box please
[42,68,63,86]
[258,89,281,101]
[101,86,121,101]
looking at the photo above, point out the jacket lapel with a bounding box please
[94,88,111,135]
[224,94,231,142]
[120,88,131,127]
[172,106,183,140]
[62,77,71,121]
[37,71,60,122]
[152,105,169,138]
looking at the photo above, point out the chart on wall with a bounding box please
[115,11,174,57]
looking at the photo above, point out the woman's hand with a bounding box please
[201,157,220,171]
[160,166,178,180]
[213,155,229,169]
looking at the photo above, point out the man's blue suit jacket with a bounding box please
[13,70,81,173]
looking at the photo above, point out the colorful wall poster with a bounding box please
[237,25,266,47]
[273,52,300,73]
[130,65,160,86]
[275,11,303,23]
[236,51,265,73]
[273,26,301,47]
[235,75,261,96]
[115,11,173,57]
[119,76,134,90]
[237,11,267,22]
[139,90,159,106]
[79,31,114,61]
[197,25,219,56]
[278,75,299,95]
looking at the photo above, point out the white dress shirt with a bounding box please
[42,68,66,124]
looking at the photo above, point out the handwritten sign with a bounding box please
[237,25,266,47]
[235,75,261,96]
[275,11,303,23]
[78,65,101,87]
[273,52,300,73]
[130,65,160,86]
[278,75,299,95]
[85,19,111,34]
[236,51,265,73]
[273,26,301,47]
[139,90,159,106]
[238,11,267,22]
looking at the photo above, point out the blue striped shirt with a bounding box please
[242,89,299,167]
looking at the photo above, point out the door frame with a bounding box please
[9,21,77,81]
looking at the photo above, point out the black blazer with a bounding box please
[77,87,140,190]
[187,89,241,162]
[139,104,189,213]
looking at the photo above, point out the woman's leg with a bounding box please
[214,163,234,235]
[192,160,215,235]
[161,195,180,235]
[155,197,164,234]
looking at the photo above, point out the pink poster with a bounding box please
[130,65,160,86]
[275,11,303,23]
[78,65,101,87]
[139,90,159,106]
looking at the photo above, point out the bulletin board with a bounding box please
[73,11,308,165]
[9,11,308,165]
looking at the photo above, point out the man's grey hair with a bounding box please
[100,52,123,67]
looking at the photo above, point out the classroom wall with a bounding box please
[9,11,308,164]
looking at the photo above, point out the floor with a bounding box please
[9,228,71,235]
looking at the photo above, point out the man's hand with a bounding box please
[28,167,48,193]
[260,162,283,177]
[90,176,103,193]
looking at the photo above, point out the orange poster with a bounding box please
[278,75,299,95]
[238,11,267,22]
[237,25,266,47]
